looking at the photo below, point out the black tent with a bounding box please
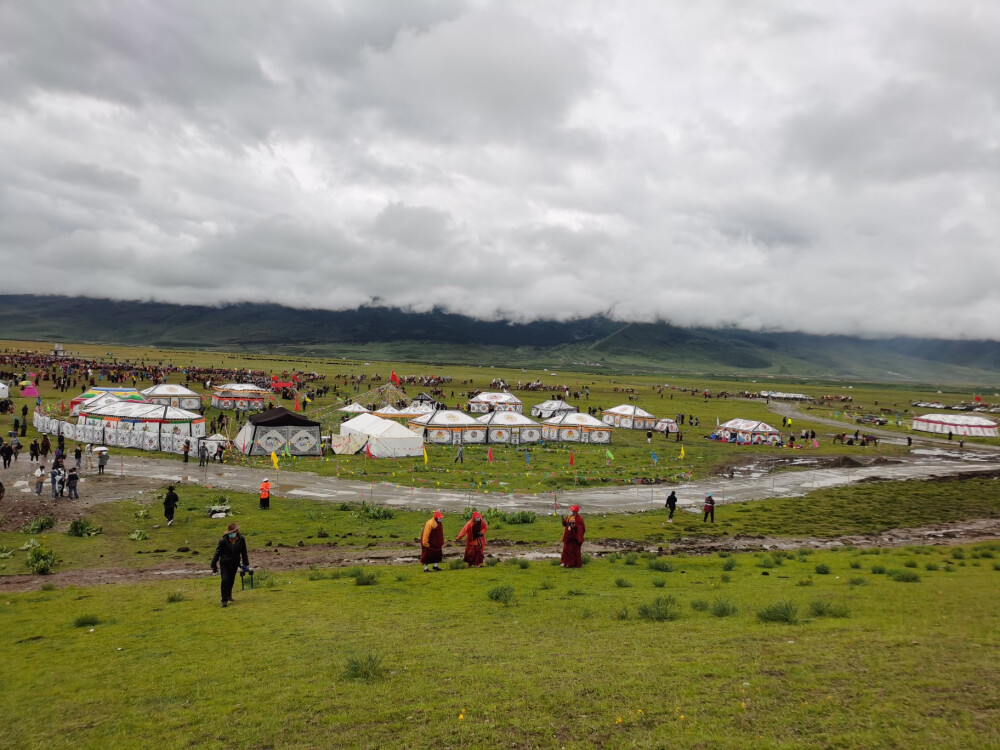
[235,407,322,456]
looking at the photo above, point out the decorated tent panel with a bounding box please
[71,386,148,415]
[601,404,658,430]
[541,413,613,443]
[912,413,998,438]
[654,418,679,433]
[716,418,781,445]
[467,392,523,414]
[530,400,578,419]
[234,407,321,456]
[408,410,486,445]
[141,383,203,410]
[477,411,541,445]
[211,383,271,411]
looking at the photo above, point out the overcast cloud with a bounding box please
[1,1,997,339]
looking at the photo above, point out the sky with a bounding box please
[0,1,997,340]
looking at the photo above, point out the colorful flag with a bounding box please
[525,450,530,465]
[283,443,291,457]
[270,451,279,471]
[605,449,614,461]
[652,451,658,464]
[423,447,428,466]
[390,370,401,387]
[488,447,494,463]
[365,443,375,459]
[679,446,685,459]
[294,393,301,412]
[569,452,575,466]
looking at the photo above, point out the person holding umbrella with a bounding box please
[211,522,250,608]
[456,511,489,567]
[97,447,109,475]
[560,505,586,568]
[420,510,445,572]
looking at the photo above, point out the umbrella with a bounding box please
[19,380,31,386]
[92,446,110,453]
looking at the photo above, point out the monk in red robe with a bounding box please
[456,511,489,567]
[421,510,444,572]
[560,505,585,568]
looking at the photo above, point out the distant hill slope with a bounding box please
[0,294,997,384]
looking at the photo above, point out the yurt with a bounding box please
[601,404,658,430]
[467,392,523,414]
[654,417,679,433]
[410,393,440,410]
[341,415,423,458]
[912,414,998,438]
[372,405,403,418]
[338,403,370,414]
[408,410,486,445]
[141,383,203,410]
[530,400,578,419]
[716,418,781,445]
[234,407,321,456]
[211,383,271,411]
[77,401,206,452]
[71,386,147,414]
[477,411,542,445]
[542,412,613,443]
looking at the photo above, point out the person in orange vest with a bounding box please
[456,511,489,567]
[259,478,271,510]
[421,510,444,572]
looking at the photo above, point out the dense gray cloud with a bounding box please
[0,0,997,339]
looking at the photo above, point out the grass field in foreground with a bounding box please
[3,476,1000,578]
[1,543,998,749]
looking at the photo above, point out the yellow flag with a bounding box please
[270,451,279,471]
[423,447,428,466]
[679,446,685,459]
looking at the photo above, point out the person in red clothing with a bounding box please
[421,510,444,572]
[560,505,585,568]
[456,511,489,567]
[259,478,271,510]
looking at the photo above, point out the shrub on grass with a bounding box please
[487,585,514,605]
[73,614,101,628]
[993,562,1000,571]
[26,546,56,575]
[355,571,378,586]
[711,597,739,618]
[40,582,56,591]
[539,580,554,590]
[19,538,40,551]
[652,579,666,588]
[616,608,629,621]
[690,599,709,612]
[717,551,731,558]
[950,549,965,559]
[637,595,680,622]
[134,509,150,520]
[395,572,410,582]
[343,652,386,681]
[448,559,466,570]
[615,577,633,589]
[67,519,103,537]
[166,592,185,603]
[720,573,732,583]
[581,554,592,566]
[722,558,737,571]
[814,564,831,575]
[567,589,586,597]
[648,558,674,572]
[810,600,850,618]
[19,516,56,534]
[945,564,956,572]
[925,562,939,571]
[253,569,275,588]
[358,502,394,521]
[307,568,332,580]
[0,546,14,559]
[484,557,500,567]
[756,600,798,624]
[758,556,775,569]
[517,559,531,570]
[871,564,887,574]
[889,570,920,583]
[624,552,639,566]
[606,552,620,563]
[796,578,814,587]
[128,529,148,541]
[903,560,917,568]
[849,560,861,569]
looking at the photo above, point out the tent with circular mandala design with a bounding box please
[234,407,321,456]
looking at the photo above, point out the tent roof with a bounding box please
[362,419,423,439]
[352,382,410,409]
[543,412,610,428]
[913,413,997,427]
[72,386,147,403]
[468,391,522,405]
[338,403,370,413]
[80,402,202,421]
[532,400,576,411]
[373,405,401,415]
[719,418,779,433]
[477,411,540,427]
[141,384,200,398]
[602,404,657,418]
[248,407,320,427]
[214,383,270,394]
[410,410,481,426]
[341,413,387,432]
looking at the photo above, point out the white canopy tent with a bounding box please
[530,400,578,419]
[467,392,523,414]
[0,381,9,399]
[341,415,423,458]
[542,412,613,443]
[601,404,658,430]
[654,417,679,433]
[408,410,486,445]
[477,411,542,444]
[141,383,203,410]
[912,414,998,438]
[338,403,371,414]
[716,418,781,445]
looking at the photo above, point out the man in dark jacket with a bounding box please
[211,522,250,607]
[163,485,179,526]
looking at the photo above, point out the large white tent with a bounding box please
[408,410,486,445]
[341,415,423,458]
[654,417,679,433]
[912,413,998,438]
[530,400,578,419]
[75,401,206,452]
[477,411,542,444]
[716,418,781,445]
[212,383,271,411]
[542,412,613,443]
[141,383,203,410]
[467,392,523,414]
[601,404,658,430]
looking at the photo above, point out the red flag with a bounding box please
[569,452,575,466]
[488,447,494,463]
[390,370,401,386]
[975,395,982,402]
[294,393,301,412]
[365,443,374,459]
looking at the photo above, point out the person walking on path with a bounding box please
[164,485,179,526]
[29,438,39,462]
[74,444,82,470]
[40,436,50,459]
[10,435,20,462]
[50,464,63,498]
[0,442,12,469]
[34,464,45,495]
[420,510,445,572]
[665,491,677,522]
[211,522,250,608]
[97,450,109,475]
[454,445,464,464]
[198,442,209,467]
[703,493,715,523]
[259,478,271,510]
[560,505,586,568]
[456,511,488,567]
[182,440,191,463]
[66,467,80,499]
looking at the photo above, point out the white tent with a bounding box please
[601,404,658,430]
[477,411,542,444]
[530,400,578,419]
[339,403,371,414]
[211,383,271,411]
[372,405,402,417]
[408,410,486,445]
[141,383,203,410]
[654,417,679,433]
[912,413,998,438]
[341,416,423,458]
[200,433,231,455]
[467,392,523,414]
[716,418,781,445]
[0,381,9,399]
[542,412,613,443]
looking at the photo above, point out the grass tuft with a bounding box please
[73,614,101,628]
[756,600,799,624]
[690,598,709,611]
[810,599,850,618]
[722,558,737,571]
[889,569,920,583]
[623,552,638,566]
[342,652,386,681]
[487,585,514,605]
[814,563,831,575]
[166,592,185,603]
[711,597,739,618]
[648,558,674,572]
[637,595,681,622]
[614,577,633,589]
